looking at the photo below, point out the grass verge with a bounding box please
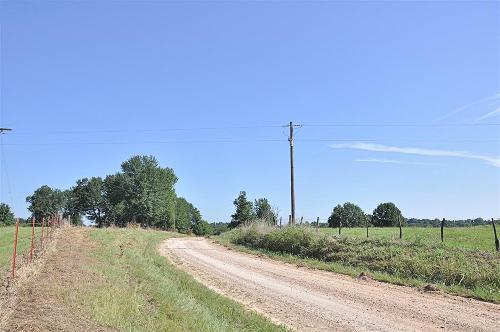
[78,228,285,331]
[215,224,500,303]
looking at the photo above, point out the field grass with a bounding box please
[217,224,500,303]
[320,225,498,252]
[75,228,285,331]
[0,225,43,275]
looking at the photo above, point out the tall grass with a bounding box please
[76,228,285,331]
[220,224,500,302]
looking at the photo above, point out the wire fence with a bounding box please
[0,216,62,281]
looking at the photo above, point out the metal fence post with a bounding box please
[11,218,19,279]
[492,218,499,252]
[30,216,35,262]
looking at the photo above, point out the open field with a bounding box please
[163,237,500,331]
[0,226,43,276]
[217,225,500,302]
[0,227,284,331]
[320,225,498,252]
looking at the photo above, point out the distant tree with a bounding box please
[328,202,366,228]
[175,197,202,233]
[0,203,15,226]
[26,185,64,221]
[71,177,107,227]
[230,191,255,228]
[192,220,214,236]
[211,222,230,235]
[372,202,405,227]
[254,198,277,224]
[61,190,83,226]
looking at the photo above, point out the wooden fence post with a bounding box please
[338,220,342,235]
[316,217,319,232]
[492,218,499,252]
[441,218,445,242]
[30,216,35,263]
[11,218,19,279]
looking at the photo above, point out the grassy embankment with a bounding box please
[216,224,500,303]
[0,226,43,275]
[69,228,285,331]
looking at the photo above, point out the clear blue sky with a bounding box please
[1,1,499,222]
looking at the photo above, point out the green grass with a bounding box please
[320,225,498,252]
[78,228,285,331]
[0,226,43,275]
[217,224,500,303]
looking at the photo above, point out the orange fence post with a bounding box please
[41,217,45,248]
[30,216,35,262]
[11,218,19,279]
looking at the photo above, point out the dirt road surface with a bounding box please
[160,237,500,332]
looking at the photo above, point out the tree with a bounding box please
[70,177,107,227]
[230,191,255,228]
[254,198,277,224]
[192,220,214,236]
[0,203,15,226]
[175,197,202,233]
[61,190,83,226]
[26,185,64,221]
[372,202,405,227]
[328,202,365,228]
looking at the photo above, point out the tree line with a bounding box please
[22,155,214,235]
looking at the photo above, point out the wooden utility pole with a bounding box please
[288,122,296,225]
[286,122,301,225]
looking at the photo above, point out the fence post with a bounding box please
[11,218,19,279]
[441,218,445,242]
[279,217,282,228]
[41,217,45,248]
[300,216,303,225]
[288,215,291,226]
[316,217,319,232]
[492,218,499,252]
[338,220,342,235]
[30,216,35,263]
[366,217,369,238]
[399,216,402,239]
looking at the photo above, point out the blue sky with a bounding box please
[0,0,499,222]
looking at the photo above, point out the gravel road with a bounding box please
[160,237,500,332]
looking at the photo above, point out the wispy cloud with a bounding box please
[434,93,500,122]
[331,142,500,168]
[476,108,500,122]
[355,158,442,166]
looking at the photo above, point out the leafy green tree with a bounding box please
[192,220,214,236]
[230,191,255,228]
[105,156,178,228]
[372,202,405,227]
[328,202,366,228]
[70,177,107,227]
[61,190,83,226]
[254,198,277,224]
[175,197,202,233]
[0,203,15,226]
[26,185,64,221]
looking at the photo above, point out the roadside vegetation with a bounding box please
[66,227,285,331]
[217,223,500,303]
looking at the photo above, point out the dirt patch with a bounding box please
[0,227,112,332]
[160,237,500,332]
